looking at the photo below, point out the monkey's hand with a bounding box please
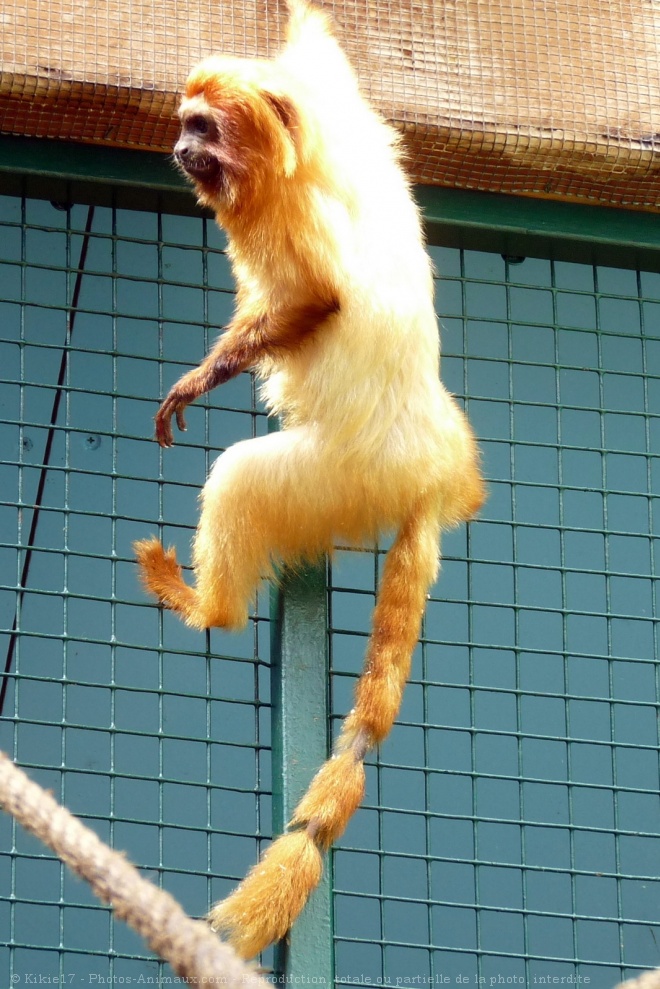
[154,349,244,447]
[154,367,212,447]
[155,294,340,447]
[155,391,189,447]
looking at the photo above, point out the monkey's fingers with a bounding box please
[154,408,175,447]
[175,406,188,434]
[154,396,188,447]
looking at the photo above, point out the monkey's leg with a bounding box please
[192,427,343,624]
[136,427,342,631]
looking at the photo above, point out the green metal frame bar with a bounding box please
[2,135,660,270]
[0,135,195,215]
[271,565,332,982]
[416,185,660,272]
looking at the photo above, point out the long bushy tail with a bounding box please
[208,507,441,958]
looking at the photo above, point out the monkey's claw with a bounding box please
[154,397,188,447]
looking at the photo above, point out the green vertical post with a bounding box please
[271,563,333,983]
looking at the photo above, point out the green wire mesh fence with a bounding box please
[0,193,658,986]
[331,250,660,986]
[0,196,273,982]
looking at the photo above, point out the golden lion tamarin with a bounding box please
[134,0,484,960]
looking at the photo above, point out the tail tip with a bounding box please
[208,830,323,958]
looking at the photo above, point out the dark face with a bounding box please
[174,84,298,212]
[174,103,222,183]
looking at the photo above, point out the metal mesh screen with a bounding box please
[331,251,660,986]
[0,190,659,985]
[2,0,660,209]
[0,195,272,981]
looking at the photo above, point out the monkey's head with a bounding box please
[175,57,301,213]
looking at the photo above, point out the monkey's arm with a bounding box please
[155,295,340,447]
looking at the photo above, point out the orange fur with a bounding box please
[289,748,367,849]
[133,539,197,622]
[209,831,323,959]
[134,0,485,958]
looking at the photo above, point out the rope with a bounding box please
[0,751,265,986]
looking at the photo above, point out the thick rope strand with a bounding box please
[0,751,264,987]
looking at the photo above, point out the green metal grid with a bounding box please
[331,251,660,986]
[0,184,658,987]
[0,196,273,981]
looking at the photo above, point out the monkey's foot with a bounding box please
[134,538,198,620]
